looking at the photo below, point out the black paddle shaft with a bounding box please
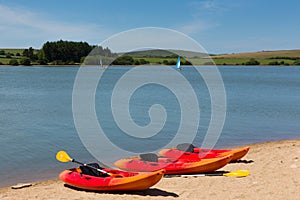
[71,159,110,175]
[164,172,225,178]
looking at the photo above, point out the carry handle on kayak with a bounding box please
[56,151,118,177]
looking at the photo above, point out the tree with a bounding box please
[163,60,169,65]
[139,58,149,65]
[23,47,37,61]
[112,56,134,65]
[37,59,48,65]
[245,58,260,65]
[134,59,140,65]
[0,50,5,55]
[37,50,48,65]
[293,59,300,65]
[41,40,93,63]
[203,61,214,65]
[9,59,19,66]
[22,49,29,57]
[184,60,192,65]
[20,58,31,66]
[268,61,280,65]
[168,60,177,65]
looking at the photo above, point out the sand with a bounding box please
[1,139,300,200]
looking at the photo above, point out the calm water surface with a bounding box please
[0,66,300,187]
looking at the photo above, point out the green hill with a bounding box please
[122,49,209,58]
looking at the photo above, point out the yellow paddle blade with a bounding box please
[224,170,250,177]
[56,151,72,162]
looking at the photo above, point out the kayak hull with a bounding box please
[59,168,164,191]
[114,155,232,175]
[216,147,250,161]
[158,147,250,161]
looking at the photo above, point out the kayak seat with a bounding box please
[177,143,195,153]
[80,163,109,177]
[139,153,159,162]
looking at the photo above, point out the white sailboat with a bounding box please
[100,58,106,70]
[176,56,181,70]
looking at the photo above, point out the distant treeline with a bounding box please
[41,40,117,65]
[2,41,300,66]
[269,56,300,60]
[0,40,118,66]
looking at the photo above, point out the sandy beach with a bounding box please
[1,139,300,200]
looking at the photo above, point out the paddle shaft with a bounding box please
[178,173,225,177]
[71,159,111,175]
[165,170,249,178]
[166,173,225,178]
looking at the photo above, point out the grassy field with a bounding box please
[131,57,297,66]
[0,48,40,65]
[0,48,25,55]
[125,49,300,66]
[211,50,300,59]
[211,58,296,65]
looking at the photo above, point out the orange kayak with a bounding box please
[59,168,165,191]
[114,154,232,175]
[158,144,250,161]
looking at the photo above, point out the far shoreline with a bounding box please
[1,64,300,67]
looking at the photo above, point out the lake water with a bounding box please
[1,65,300,187]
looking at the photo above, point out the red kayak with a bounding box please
[158,143,250,161]
[114,154,232,175]
[59,165,165,191]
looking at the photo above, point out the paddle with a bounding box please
[56,150,113,176]
[165,170,250,178]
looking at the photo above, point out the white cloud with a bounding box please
[0,4,111,48]
[189,0,224,13]
[176,20,218,35]
[174,0,224,35]
[193,0,219,10]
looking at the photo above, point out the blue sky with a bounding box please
[0,0,299,53]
